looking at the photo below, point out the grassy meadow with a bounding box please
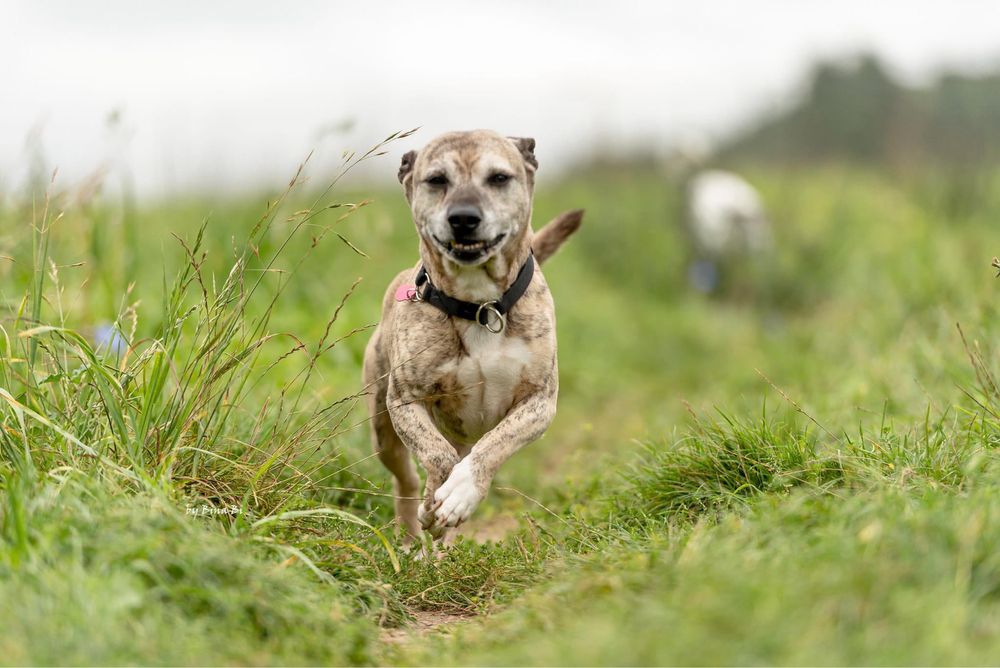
[2,145,1000,665]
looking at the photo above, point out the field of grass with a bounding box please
[2,145,1000,664]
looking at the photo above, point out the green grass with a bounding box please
[0,474,376,665]
[2,150,1000,664]
[410,411,1000,665]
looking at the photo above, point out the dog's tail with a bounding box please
[532,209,584,265]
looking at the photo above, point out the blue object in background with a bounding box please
[688,260,719,294]
[94,323,128,356]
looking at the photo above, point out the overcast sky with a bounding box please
[3,1,1000,197]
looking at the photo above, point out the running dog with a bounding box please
[363,129,582,543]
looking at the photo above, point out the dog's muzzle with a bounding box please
[447,204,483,239]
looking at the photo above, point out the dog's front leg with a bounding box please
[432,381,557,531]
[386,382,460,533]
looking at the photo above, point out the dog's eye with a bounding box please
[425,174,448,187]
[488,172,511,186]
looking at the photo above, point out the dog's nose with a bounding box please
[447,205,483,236]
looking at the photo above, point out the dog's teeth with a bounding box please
[448,239,489,254]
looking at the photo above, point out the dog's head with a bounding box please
[398,130,537,267]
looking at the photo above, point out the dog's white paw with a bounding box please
[432,459,483,529]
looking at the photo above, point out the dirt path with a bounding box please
[378,512,519,648]
[458,512,520,543]
[380,609,474,645]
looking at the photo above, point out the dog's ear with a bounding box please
[398,150,417,184]
[398,150,417,200]
[508,137,538,173]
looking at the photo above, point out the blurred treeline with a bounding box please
[722,53,1000,167]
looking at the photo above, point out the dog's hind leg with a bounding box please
[374,413,422,545]
[365,334,422,544]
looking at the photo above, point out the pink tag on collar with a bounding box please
[394,283,418,302]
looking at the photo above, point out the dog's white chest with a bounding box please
[435,328,533,443]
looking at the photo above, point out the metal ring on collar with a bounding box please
[475,301,506,333]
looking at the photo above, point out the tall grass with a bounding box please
[1,132,417,509]
[0,132,428,663]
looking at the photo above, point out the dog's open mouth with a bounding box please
[433,234,506,263]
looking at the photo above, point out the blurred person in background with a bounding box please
[668,135,773,296]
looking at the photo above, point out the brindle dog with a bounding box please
[363,130,582,544]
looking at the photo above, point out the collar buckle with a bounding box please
[475,301,506,333]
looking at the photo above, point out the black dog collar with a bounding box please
[413,254,535,333]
